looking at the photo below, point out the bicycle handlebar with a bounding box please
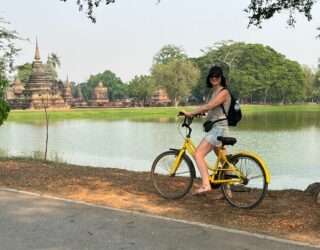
[177,113,206,138]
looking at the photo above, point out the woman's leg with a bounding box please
[194,138,214,191]
[213,146,232,198]
[213,146,226,163]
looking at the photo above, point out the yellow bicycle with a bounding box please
[151,115,271,209]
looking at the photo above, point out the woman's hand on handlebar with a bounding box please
[178,110,206,117]
[178,109,191,116]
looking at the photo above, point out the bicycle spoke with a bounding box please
[222,154,268,209]
[151,151,194,199]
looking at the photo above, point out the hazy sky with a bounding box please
[1,0,320,83]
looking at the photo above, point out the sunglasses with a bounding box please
[210,75,221,78]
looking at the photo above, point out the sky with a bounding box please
[1,0,320,83]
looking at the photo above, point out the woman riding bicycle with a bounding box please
[179,66,231,196]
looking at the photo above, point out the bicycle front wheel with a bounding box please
[151,150,195,199]
[221,154,268,209]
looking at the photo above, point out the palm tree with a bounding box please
[47,53,61,69]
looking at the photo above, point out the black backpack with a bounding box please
[220,88,242,126]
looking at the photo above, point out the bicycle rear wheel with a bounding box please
[221,154,268,209]
[151,150,195,199]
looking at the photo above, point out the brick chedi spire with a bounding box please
[88,80,109,107]
[26,38,52,92]
[62,75,73,104]
[72,84,88,108]
[6,38,70,110]
[34,37,41,61]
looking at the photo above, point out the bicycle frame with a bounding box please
[169,137,243,184]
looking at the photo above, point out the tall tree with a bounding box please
[128,75,155,106]
[229,43,286,103]
[192,41,245,103]
[313,68,320,102]
[153,44,187,65]
[47,53,61,68]
[0,17,21,125]
[46,53,61,80]
[303,66,318,102]
[193,41,307,104]
[265,60,305,104]
[152,59,200,107]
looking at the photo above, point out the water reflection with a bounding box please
[239,111,320,130]
[8,111,320,131]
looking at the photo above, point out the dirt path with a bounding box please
[0,159,319,245]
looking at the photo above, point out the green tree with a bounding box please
[228,43,286,103]
[152,59,200,107]
[245,0,319,37]
[302,66,317,102]
[128,75,155,106]
[46,53,61,80]
[230,43,306,104]
[47,53,61,68]
[313,68,320,102]
[269,60,306,104]
[17,63,32,84]
[153,44,187,65]
[193,41,306,104]
[81,70,127,101]
[0,17,21,125]
[191,41,245,103]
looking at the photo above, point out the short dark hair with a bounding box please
[206,66,227,88]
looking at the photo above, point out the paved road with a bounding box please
[0,189,319,250]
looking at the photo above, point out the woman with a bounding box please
[179,66,231,195]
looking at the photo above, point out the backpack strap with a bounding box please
[212,118,227,125]
[219,87,228,118]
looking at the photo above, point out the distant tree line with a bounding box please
[78,42,319,105]
[12,41,320,106]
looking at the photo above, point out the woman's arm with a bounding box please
[180,89,229,116]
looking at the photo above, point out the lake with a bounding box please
[0,110,319,190]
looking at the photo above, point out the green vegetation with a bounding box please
[152,57,200,106]
[128,75,156,106]
[6,105,320,123]
[192,41,313,104]
[0,17,21,126]
[80,70,127,101]
[7,107,181,123]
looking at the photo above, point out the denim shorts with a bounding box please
[204,124,229,147]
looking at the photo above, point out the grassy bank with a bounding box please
[7,107,181,123]
[6,104,320,123]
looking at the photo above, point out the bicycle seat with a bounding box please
[217,136,237,146]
